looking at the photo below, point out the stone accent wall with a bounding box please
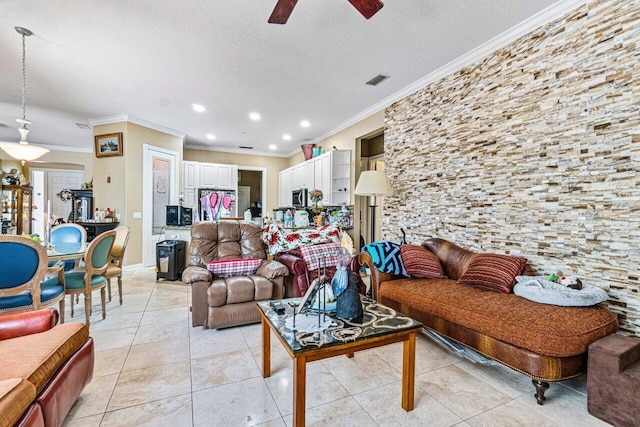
[383,0,640,334]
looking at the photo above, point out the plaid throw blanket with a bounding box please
[299,242,342,271]
[206,258,262,277]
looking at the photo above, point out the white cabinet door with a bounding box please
[294,161,314,190]
[200,163,216,187]
[215,164,237,189]
[183,161,199,188]
[183,188,197,209]
[320,154,332,204]
[280,168,294,207]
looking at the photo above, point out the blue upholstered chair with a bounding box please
[44,230,115,328]
[49,223,87,271]
[0,235,65,320]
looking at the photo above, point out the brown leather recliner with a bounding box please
[182,221,289,329]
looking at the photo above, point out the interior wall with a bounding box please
[183,149,288,216]
[384,0,640,334]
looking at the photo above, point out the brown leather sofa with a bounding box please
[0,308,94,427]
[359,238,618,404]
[182,221,289,329]
[587,334,640,426]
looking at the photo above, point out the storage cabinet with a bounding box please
[183,161,199,189]
[191,162,237,190]
[279,169,295,207]
[1,185,33,235]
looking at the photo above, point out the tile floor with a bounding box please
[61,268,610,427]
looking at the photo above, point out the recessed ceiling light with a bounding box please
[206,133,216,140]
[283,134,291,141]
[300,120,310,127]
[192,104,206,113]
[249,112,261,121]
[269,144,277,150]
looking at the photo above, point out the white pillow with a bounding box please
[513,276,608,306]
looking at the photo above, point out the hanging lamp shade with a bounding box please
[0,27,49,165]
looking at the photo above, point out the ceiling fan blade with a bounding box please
[268,0,298,24]
[347,0,384,19]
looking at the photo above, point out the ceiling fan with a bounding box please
[268,0,384,24]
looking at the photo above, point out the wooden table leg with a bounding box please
[293,356,306,427]
[402,331,416,411]
[261,315,271,378]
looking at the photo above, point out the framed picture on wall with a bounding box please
[94,133,123,158]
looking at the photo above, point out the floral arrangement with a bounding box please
[309,189,323,202]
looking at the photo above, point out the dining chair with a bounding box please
[0,235,65,321]
[49,223,87,271]
[44,230,115,328]
[105,225,130,304]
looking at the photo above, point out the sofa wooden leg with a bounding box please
[533,380,549,405]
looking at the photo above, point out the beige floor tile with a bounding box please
[122,337,190,371]
[353,380,461,427]
[256,418,287,426]
[558,374,588,395]
[239,322,263,346]
[94,346,129,377]
[66,373,119,419]
[322,349,401,395]
[467,399,560,427]
[250,339,293,375]
[283,396,376,427]
[62,414,103,427]
[191,347,262,391]
[132,319,190,345]
[265,363,350,416]
[515,384,610,427]
[108,361,191,411]
[455,359,531,399]
[416,365,511,419]
[91,327,137,351]
[373,340,455,376]
[146,293,189,311]
[89,312,143,332]
[417,332,466,363]
[140,306,189,325]
[103,292,150,315]
[101,393,192,427]
[189,326,248,359]
[192,377,281,426]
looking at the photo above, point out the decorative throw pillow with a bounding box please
[458,253,527,293]
[362,241,408,277]
[299,242,342,271]
[206,258,262,277]
[400,245,446,279]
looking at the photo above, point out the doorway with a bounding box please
[237,167,266,223]
[143,144,179,267]
[357,131,384,247]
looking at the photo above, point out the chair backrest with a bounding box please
[50,223,87,245]
[110,225,131,265]
[0,235,47,308]
[86,230,116,275]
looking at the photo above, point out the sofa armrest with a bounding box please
[589,334,640,373]
[0,308,59,341]
[182,266,212,284]
[358,252,403,300]
[256,259,289,279]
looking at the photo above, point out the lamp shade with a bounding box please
[0,141,49,162]
[354,170,392,196]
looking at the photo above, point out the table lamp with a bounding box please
[354,170,392,244]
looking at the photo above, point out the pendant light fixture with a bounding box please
[0,27,49,165]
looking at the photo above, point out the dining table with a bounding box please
[46,241,87,262]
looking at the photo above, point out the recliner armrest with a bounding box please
[182,266,212,284]
[0,308,59,341]
[255,259,289,279]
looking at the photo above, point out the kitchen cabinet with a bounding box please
[183,188,197,210]
[183,161,199,189]
[313,155,331,205]
[200,163,236,190]
[279,168,294,207]
[293,162,314,190]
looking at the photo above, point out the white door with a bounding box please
[46,170,84,223]
[143,145,179,267]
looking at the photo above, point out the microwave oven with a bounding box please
[292,189,308,208]
[166,205,193,226]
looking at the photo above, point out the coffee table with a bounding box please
[257,297,422,427]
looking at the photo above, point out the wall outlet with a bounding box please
[171,234,179,239]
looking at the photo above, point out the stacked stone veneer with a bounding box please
[383,0,640,334]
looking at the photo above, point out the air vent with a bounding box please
[239,146,254,150]
[366,74,390,86]
[75,123,91,129]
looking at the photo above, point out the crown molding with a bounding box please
[184,143,289,158]
[311,0,588,146]
[88,114,186,139]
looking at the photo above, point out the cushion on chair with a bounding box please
[105,264,122,278]
[0,378,36,427]
[457,253,527,293]
[0,282,65,312]
[0,243,40,289]
[43,272,106,290]
[400,244,446,279]
[0,322,89,390]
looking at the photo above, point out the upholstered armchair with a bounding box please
[182,220,288,329]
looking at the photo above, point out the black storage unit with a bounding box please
[156,240,186,281]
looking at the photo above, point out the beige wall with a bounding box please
[183,149,289,216]
[384,0,639,334]
[2,150,93,184]
[93,122,183,266]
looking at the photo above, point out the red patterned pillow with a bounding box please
[206,258,262,277]
[458,253,527,293]
[400,245,446,279]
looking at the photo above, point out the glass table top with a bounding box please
[46,241,87,260]
[257,297,422,354]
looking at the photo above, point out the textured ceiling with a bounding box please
[0,0,561,156]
